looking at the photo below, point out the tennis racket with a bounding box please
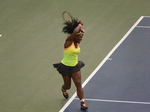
[62,11,73,22]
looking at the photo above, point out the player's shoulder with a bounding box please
[64,40,73,48]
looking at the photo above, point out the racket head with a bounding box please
[62,11,73,22]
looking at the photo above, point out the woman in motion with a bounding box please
[53,18,88,110]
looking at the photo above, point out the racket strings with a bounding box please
[64,14,72,22]
[62,11,81,34]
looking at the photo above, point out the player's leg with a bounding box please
[72,71,88,110]
[61,75,71,99]
[72,71,84,100]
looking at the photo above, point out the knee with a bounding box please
[75,82,82,88]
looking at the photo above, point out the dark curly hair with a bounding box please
[62,18,79,34]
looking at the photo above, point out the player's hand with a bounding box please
[78,21,83,25]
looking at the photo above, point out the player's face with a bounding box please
[75,33,84,43]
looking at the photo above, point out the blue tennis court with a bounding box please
[59,16,150,112]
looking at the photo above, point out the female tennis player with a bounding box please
[53,18,88,110]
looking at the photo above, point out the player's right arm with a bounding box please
[64,23,84,48]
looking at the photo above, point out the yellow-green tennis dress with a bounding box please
[61,42,80,66]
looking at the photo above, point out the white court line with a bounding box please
[59,16,144,112]
[143,16,150,18]
[74,98,150,105]
[136,26,150,28]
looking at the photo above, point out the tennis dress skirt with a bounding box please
[53,61,85,77]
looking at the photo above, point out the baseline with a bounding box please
[74,98,150,105]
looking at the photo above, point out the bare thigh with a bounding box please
[72,71,82,88]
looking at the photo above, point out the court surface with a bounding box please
[1,1,150,112]
[60,16,150,112]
